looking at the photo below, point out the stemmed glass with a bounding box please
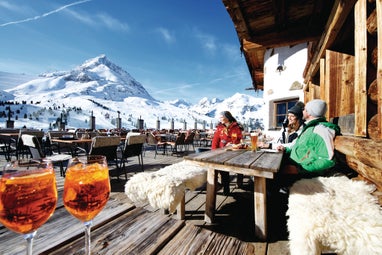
[63,155,110,255]
[0,159,57,255]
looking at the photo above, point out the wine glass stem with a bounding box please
[84,220,93,255]
[24,231,37,255]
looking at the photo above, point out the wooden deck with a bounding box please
[0,147,290,255]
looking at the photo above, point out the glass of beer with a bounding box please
[63,155,110,255]
[0,159,57,255]
[250,132,258,151]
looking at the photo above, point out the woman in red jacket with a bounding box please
[211,111,243,149]
[211,111,243,195]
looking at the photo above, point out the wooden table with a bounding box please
[183,148,283,241]
[51,137,125,156]
[51,138,93,156]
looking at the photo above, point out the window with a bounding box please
[274,99,298,128]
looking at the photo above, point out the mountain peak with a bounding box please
[7,55,155,102]
[80,54,110,70]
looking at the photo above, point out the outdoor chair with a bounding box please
[0,129,20,161]
[168,132,186,156]
[144,132,170,158]
[21,134,72,177]
[88,136,121,179]
[119,133,146,176]
[17,129,45,159]
[183,132,195,152]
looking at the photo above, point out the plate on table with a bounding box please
[226,144,250,151]
[260,148,279,153]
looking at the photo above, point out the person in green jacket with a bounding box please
[277,99,341,177]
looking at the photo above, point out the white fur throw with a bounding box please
[287,176,382,255]
[125,161,207,213]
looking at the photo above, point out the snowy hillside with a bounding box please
[0,71,36,91]
[1,55,265,131]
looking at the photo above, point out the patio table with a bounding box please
[183,147,283,240]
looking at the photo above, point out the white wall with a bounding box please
[263,43,307,136]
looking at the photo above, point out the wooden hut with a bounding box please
[222,0,382,198]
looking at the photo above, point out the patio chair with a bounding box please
[119,133,146,176]
[21,134,72,177]
[183,132,195,152]
[17,129,45,159]
[0,129,20,161]
[144,132,170,158]
[168,132,186,156]
[88,136,121,179]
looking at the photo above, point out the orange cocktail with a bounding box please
[0,170,57,234]
[63,158,110,222]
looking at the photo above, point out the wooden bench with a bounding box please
[124,160,207,219]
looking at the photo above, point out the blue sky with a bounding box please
[0,0,260,103]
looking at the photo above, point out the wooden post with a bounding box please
[6,107,14,128]
[354,0,368,137]
[59,113,66,131]
[89,111,96,130]
[376,0,382,139]
[6,120,14,129]
[116,111,121,129]
[138,117,144,130]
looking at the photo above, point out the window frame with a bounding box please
[273,99,299,129]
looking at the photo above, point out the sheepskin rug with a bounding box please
[287,176,382,255]
[125,160,207,213]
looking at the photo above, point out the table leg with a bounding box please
[204,167,217,223]
[254,176,267,241]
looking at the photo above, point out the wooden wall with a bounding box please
[304,0,382,192]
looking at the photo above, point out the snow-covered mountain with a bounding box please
[1,55,265,131]
[0,71,36,92]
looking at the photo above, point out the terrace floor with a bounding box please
[0,146,291,255]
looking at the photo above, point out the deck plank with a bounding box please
[45,207,185,255]
[158,223,257,255]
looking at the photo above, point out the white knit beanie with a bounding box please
[305,99,327,117]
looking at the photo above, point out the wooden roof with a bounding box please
[222,0,335,91]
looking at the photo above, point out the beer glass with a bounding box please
[250,133,258,151]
